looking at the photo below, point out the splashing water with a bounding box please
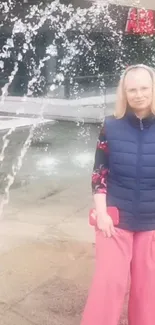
[0,0,152,217]
[0,127,15,163]
[0,124,35,216]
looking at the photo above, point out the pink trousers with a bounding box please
[80,228,155,325]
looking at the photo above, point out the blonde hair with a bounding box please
[114,64,155,119]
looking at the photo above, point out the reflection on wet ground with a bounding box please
[0,120,100,193]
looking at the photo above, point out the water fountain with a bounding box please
[0,0,154,217]
[0,4,155,325]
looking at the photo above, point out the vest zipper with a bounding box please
[140,120,144,130]
[134,122,144,216]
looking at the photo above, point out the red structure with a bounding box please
[125,8,155,34]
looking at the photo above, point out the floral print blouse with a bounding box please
[92,127,109,194]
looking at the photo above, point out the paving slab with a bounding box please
[0,240,93,303]
[11,240,93,325]
[12,277,88,325]
[52,214,95,243]
[0,221,47,254]
[0,229,128,325]
[0,310,33,325]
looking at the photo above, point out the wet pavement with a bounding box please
[0,120,99,191]
[0,119,128,325]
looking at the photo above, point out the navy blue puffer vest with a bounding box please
[104,113,155,231]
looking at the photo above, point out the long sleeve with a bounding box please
[92,126,109,194]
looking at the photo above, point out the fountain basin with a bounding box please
[0,115,56,144]
[0,94,116,123]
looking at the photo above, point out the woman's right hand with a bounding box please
[96,212,116,238]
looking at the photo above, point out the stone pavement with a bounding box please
[0,178,95,325]
[0,179,128,325]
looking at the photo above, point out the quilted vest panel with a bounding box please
[104,115,155,231]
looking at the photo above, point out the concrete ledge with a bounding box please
[0,94,116,123]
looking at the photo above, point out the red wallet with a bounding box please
[89,207,119,226]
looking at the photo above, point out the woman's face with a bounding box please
[124,68,153,115]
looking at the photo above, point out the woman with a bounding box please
[80,64,155,325]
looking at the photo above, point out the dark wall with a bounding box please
[1,2,155,97]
